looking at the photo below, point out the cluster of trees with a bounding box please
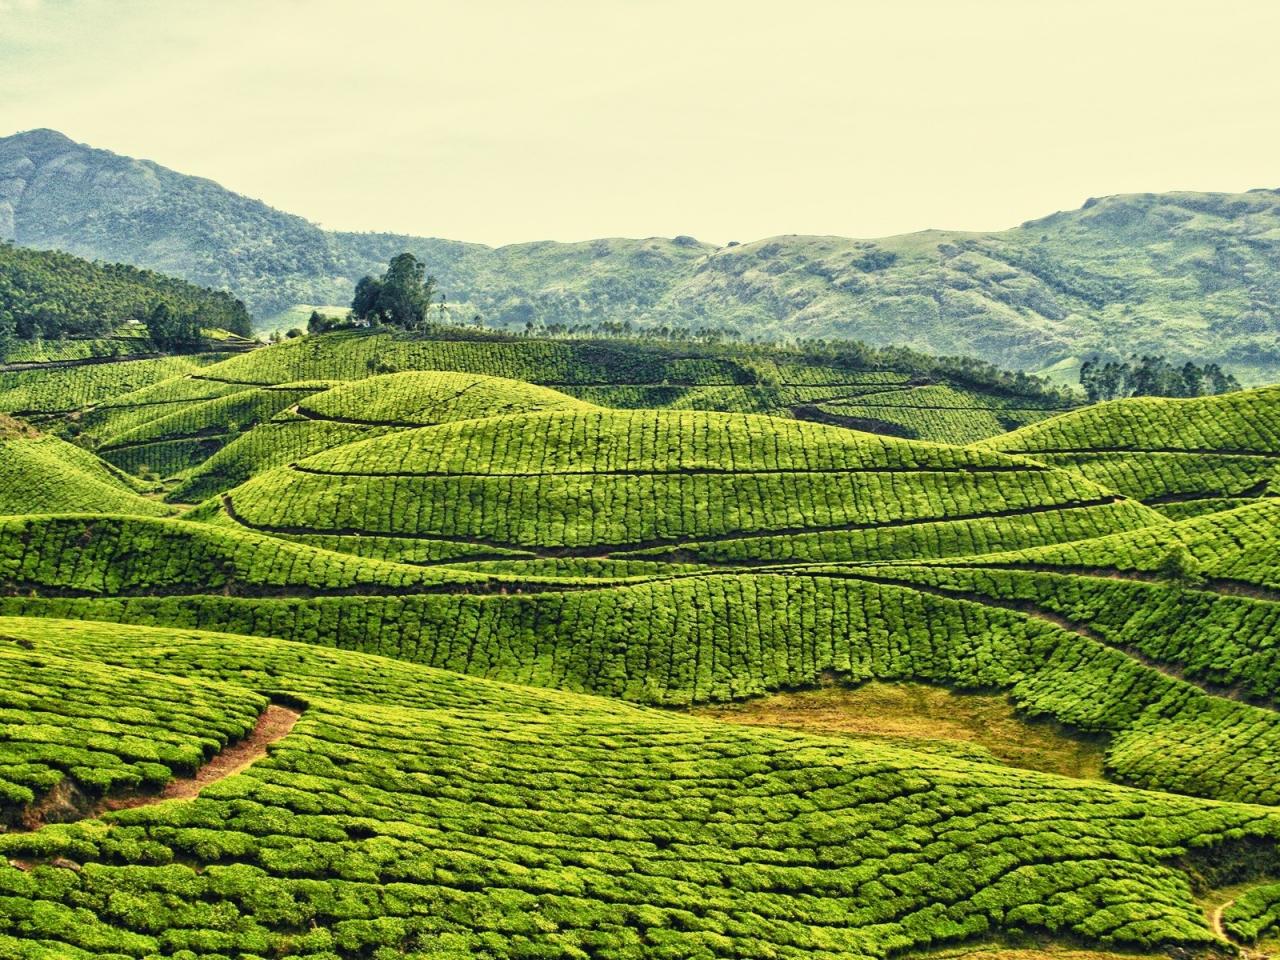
[350,254,440,330]
[0,242,251,355]
[1080,355,1240,401]
[141,302,204,351]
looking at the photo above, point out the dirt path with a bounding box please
[103,704,301,809]
[1211,899,1234,941]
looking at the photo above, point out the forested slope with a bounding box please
[0,239,251,350]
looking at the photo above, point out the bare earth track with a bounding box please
[10,703,302,836]
[121,702,302,804]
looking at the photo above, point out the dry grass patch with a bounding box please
[691,680,1108,780]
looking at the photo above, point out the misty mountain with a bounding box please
[3,128,1279,377]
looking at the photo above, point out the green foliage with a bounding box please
[1222,883,1280,942]
[3,321,1280,957]
[982,385,1280,510]
[141,302,202,352]
[0,241,250,355]
[300,370,595,425]
[1,616,1279,958]
[94,384,327,480]
[810,384,1069,444]
[0,640,264,814]
[986,386,1280,454]
[1081,355,1242,401]
[349,254,439,330]
[1156,544,1205,585]
[0,355,223,418]
[0,434,170,517]
[0,515,483,596]
[218,409,1123,549]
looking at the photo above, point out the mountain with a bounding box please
[4,128,1280,379]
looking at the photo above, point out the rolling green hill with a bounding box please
[5,327,1280,957]
[0,415,169,516]
[5,129,1280,377]
[981,387,1280,518]
[6,615,1280,959]
[9,330,1072,500]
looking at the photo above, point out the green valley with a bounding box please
[0,323,1279,958]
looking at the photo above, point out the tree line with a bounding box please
[0,242,251,356]
[1080,355,1241,401]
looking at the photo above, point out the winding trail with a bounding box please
[112,704,301,806]
[1211,899,1234,941]
[8,704,303,847]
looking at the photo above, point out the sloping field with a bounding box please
[0,422,170,517]
[981,387,1280,517]
[5,334,1280,959]
[0,354,224,419]
[211,409,1148,554]
[298,370,598,425]
[808,384,1066,444]
[3,617,1280,958]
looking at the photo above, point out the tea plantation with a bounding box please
[2,329,1279,959]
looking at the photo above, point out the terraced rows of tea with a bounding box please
[2,329,1279,960]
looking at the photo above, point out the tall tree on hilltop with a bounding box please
[350,253,438,330]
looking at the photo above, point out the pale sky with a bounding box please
[1,0,1278,247]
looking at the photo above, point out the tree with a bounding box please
[350,254,439,331]
[143,302,201,351]
[1157,545,1204,587]
[351,276,385,324]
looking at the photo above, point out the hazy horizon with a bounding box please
[3,0,1279,247]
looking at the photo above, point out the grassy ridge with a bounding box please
[214,410,1134,550]
[300,371,596,425]
[979,387,1280,516]
[0,355,224,419]
[0,515,487,596]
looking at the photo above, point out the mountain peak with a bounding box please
[3,128,77,149]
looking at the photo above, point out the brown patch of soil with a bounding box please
[104,703,301,809]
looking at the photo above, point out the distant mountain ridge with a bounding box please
[3,128,1280,379]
